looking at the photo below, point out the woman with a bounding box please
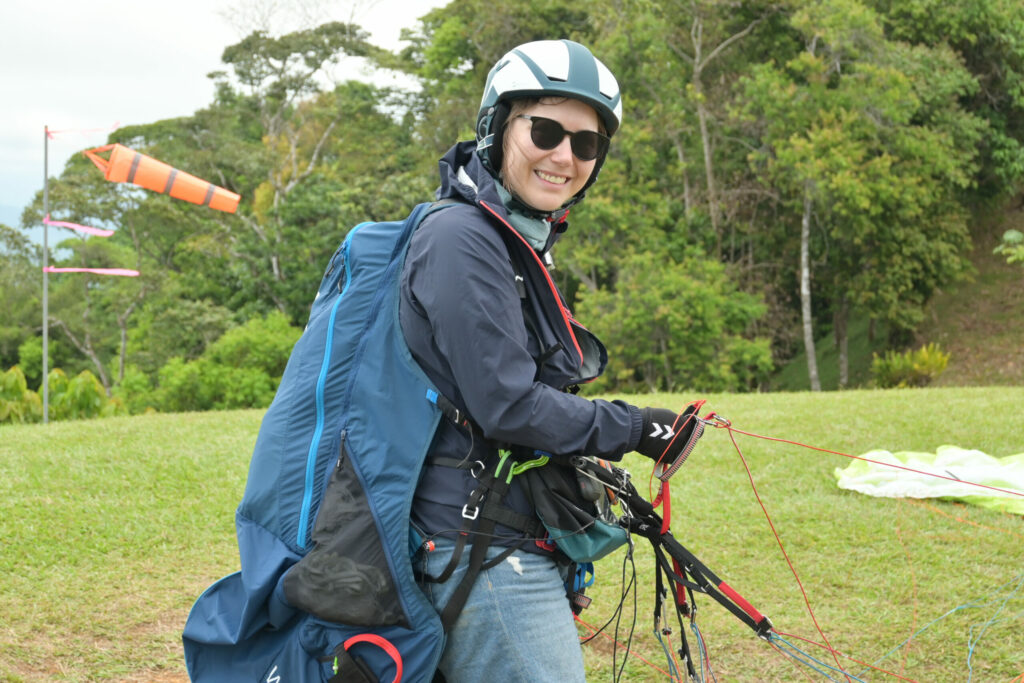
[400,39,696,681]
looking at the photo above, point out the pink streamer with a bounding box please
[43,266,140,277]
[46,122,120,139]
[43,214,114,237]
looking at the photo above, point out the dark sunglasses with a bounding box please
[517,115,610,162]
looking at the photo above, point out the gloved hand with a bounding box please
[636,404,704,479]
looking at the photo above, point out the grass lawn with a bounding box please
[1,387,1022,681]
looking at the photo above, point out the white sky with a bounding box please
[0,0,449,234]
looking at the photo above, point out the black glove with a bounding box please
[637,404,704,479]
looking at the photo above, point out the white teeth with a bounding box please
[536,171,568,184]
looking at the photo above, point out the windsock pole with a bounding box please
[42,125,49,424]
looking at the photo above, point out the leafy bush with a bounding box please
[0,366,42,424]
[112,366,159,415]
[204,310,300,377]
[576,252,774,392]
[871,343,950,388]
[993,228,1024,265]
[17,336,72,390]
[48,368,126,421]
[156,359,277,412]
[150,312,301,413]
[1,366,125,424]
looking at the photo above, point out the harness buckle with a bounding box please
[462,504,480,520]
[470,460,485,479]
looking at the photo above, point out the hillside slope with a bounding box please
[773,202,1024,391]
[918,204,1024,387]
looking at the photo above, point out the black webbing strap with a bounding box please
[429,391,472,431]
[424,391,554,631]
[322,644,376,683]
[654,544,697,680]
[438,518,495,631]
[436,457,519,632]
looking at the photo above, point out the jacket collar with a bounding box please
[436,141,569,252]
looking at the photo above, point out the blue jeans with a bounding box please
[419,538,586,682]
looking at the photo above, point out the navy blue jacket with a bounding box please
[400,141,643,548]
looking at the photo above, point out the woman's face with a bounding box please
[501,98,601,212]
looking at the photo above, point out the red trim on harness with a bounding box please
[479,200,584,367]
[659,482,671,536]
[672,557,688,607]
[717,580,767,625]
[343,634,403,683]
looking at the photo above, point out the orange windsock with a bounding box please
[84,143,240,213]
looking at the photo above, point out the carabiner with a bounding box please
[698,412,731,429]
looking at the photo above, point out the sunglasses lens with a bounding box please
[529,118,565,150]
[571,132,604,161]
[526,116,609,161]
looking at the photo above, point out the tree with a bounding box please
[0,224,39,371]
[216,23,379,310]
[399,0,594,155]
[737,0,980,389]
[867,0,1024,202]
[658,0,769,252]
[576,250,772,392]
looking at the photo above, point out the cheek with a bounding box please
[502,137,531,181]
[573,162,596,193]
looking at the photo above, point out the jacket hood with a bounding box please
[436,141,505,210]
[436,141,572,229]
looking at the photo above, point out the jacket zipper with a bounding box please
[478,200,584,368]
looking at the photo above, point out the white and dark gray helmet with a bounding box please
[476,39,622,203]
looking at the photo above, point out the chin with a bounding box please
[526,193,571,212]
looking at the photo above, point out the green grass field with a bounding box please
[1,387,1022,682]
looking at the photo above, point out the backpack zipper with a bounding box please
[297,223,369,550]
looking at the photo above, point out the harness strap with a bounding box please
[436,455,518,631]
[481,504,546,537]
[439,514,498,631]
[426,390,471,431]
[424,455,546,537]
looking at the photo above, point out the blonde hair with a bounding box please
[500,99,540,184]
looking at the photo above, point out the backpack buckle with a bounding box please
[462,504,480,520]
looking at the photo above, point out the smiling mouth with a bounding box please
[536,170,569,185]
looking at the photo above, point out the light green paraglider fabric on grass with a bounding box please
[834,445,1024,515]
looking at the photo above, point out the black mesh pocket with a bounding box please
[283,434,408,627]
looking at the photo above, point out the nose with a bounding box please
[549,135,574,164]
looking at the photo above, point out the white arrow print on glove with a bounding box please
[649,423,675,440]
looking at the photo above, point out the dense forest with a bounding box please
[3,0,1024,421]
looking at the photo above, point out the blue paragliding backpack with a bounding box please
[182,198,629,683]
[183,201,457,683]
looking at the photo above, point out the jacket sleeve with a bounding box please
[402,208,643,460]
